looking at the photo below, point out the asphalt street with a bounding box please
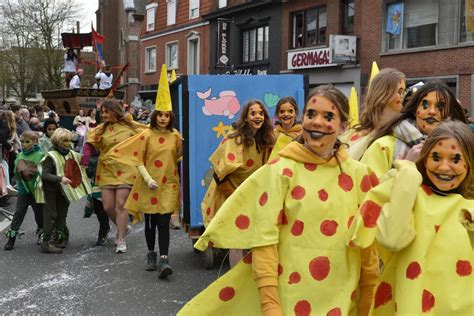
[0,197,228,314]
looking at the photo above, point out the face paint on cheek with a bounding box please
[320,142,325,148]
[451,144,456,150]
[326,125,333,131]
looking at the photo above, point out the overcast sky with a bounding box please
[76,0,98,32]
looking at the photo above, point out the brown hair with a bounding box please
[371,80,468,143]
[96,99,136,136]
[150,110,175,131]
[416,120,473,199]
[274,96,299,121]
[228,99,274,150]
[296,85,350,153]
[356,68,406,133]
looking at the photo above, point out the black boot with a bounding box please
[96,226,110,246]
[158,256,173,279]
[4,230,17,250]
[52,229,67,249]
[40,235,62,254]
[146,251,158,271]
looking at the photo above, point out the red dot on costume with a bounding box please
[277,210,289,225]
[113,138,117,142]
[154,160,163,168]
[114,149,119,153]
[173,184,177,189]
[96,175,101,181]
[242,253,252,264]
[360,200,382,228]
[406,261,422,279]
[347,216,355,228]
[294,300,311,316]
[309,256,330,281]
[351,134,360,141]
[421,184,433,196]
[206,207,211,216]
[162,176,168,184]
[318,189,329,201]
[370,173,380,186]
[327,308,342,316]
[246,159,254,167]
[304,163,317,171]
[338,173,354,192]
[174,169,178,176]
[456,260,472,276]
[374,282,392,309]
[291,220,305,236]
[381,146,386,151]
[422,289,435,313]
[320,220,338,236]
[360,175,373,192]
[151,197,158,205]
[133,176,136,179]
[259,192,268,206]
[267,157,280,165]
[117,171,123,176]
[288,272,301,284]
[218,287,235,301]
[235,215,250,230]
[434,225,440,233]
[351,290,356,301]
[227,153,236,161]
[159,137,165,144]
[132,192,139,201]
[291,186,306,200]
[282,168,293,177]
[140,135,145,140]
[133,151,138,156]
[278,264,283,276]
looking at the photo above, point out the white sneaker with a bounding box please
[115,225,132,244]
[115,239,127,253]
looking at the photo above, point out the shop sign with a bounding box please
[217,18,231,66]
[287,47,336,70]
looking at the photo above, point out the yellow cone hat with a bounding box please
[369,61,380,86]
[155,64,172,111]
[171,69,177,82]
[348,87,359,127]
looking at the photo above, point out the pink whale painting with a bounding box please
[197,88,241,119]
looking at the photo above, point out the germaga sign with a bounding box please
[287,47,336,70]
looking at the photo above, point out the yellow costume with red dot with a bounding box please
[86,121,146,187]
[360,135,398,178]
[107,128,182,220]
[201,133,269,227]
[349,160,474,315]
[180,142,379,315]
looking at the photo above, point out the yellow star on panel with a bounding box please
[212,121,231,139]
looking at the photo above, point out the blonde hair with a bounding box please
[21,130,39,142]
[2,110,17,135]
[50,128,73,146]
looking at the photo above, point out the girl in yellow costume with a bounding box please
[273,96,302,139]
[108,109,182,279]
[349,120,473,315]
[201,99,274,266]
[341,68,405,160]
[361,80,467,178]
[181,85,379,316]
[80,99,145,253]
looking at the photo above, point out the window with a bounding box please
[190,0,199,19]
[460,0,474,42]
[292,7,327,49]
[242,26,269,63]
[187,35,200,74]
[343,0,354,34]
[145,46,156,72]
[146,3,158,31]
[385,0,440,50]
[218,0,227,9]
[167,0,176,25]
[166,42,178,69]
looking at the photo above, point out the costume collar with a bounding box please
[279,141,348,166]
[275,123,302,134]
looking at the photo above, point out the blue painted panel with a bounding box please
[185,75,305,228]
